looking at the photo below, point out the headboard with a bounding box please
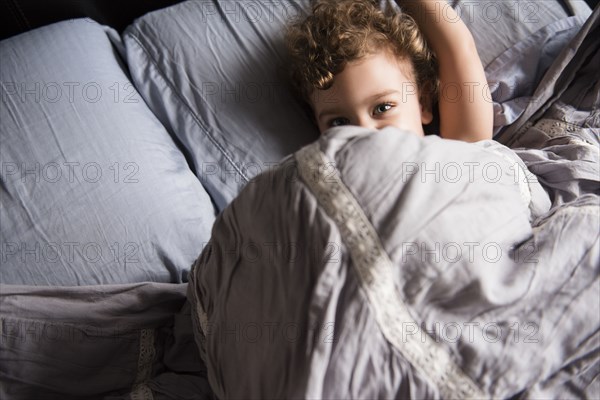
[0,0,185,40]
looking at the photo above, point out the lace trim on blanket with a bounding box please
[534,119,598,148]
[535,118,583,137]
[295,142,487,399]
[130,329,155,400]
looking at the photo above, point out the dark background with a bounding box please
[0,0,184,40]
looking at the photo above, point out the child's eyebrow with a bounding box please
[367,89,401,102]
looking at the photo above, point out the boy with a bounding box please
[285,0,493,142]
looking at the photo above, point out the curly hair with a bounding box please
[285,0,438,110]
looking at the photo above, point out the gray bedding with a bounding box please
[189,128,598,398]
[187,7,600,399]
[1,4,598,400]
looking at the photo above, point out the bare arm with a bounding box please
[398,0,493,142]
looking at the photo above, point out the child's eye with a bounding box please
[374,103,393,115]
[329,117,350,127]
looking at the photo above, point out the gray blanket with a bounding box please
[188,8,600,400]
[188,128,598,399]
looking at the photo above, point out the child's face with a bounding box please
[310,50,432,135]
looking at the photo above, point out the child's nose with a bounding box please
[356,116,383,130]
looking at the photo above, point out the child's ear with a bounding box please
[419,83,434,125]
[420,101,433,125]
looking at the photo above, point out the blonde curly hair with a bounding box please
[285,0,438,112]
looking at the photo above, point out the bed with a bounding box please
[0,0,598,398]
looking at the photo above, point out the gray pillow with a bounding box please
[122,0,591,210]
[123,0,319,211]
[0,18,216,285]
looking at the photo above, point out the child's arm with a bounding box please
[399,0,493,142]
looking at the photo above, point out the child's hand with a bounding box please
[398,0,493,142]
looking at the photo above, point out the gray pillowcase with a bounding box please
[123,1,320,211]
[0,18,216,285]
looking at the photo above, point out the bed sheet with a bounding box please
[0,282,212,399]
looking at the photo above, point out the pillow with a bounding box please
[0,18,216,285]
[123,1,320,211]
[122,0,591,210]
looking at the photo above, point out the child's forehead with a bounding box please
[339,50,416,83]
[309,51,419,104]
